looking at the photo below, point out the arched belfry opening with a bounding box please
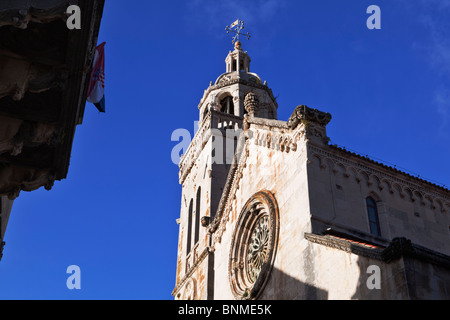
[220,95,234,115]
[229,57,248,72]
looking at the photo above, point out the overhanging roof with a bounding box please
[0,0,105,199]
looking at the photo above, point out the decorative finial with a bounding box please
[225,19,251,48]
[244,92,259,117]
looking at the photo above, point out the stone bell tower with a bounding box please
[173,39,278,300]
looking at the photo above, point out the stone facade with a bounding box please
[173,45,450,300]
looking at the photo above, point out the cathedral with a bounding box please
[172,39,450,300]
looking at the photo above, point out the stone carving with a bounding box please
[247,215,269,283]
[229,190,279,300]
[172,247,209,298]
[252,129,297,153]
[182,278,197,300]
[197,77,277,111]
[0,162,56,199]
[244,92,258,117]
[179,115,213,184]
[0,2,70,29]
[309,145,450,213]
[219,74,232,84]
[209,101,219,111]
[201,216,210,227]
[287,105,332,129]
[306,233,450,269]
[0,56,67,101]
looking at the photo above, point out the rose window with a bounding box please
[247,215,270,283]
[229,191,279,300]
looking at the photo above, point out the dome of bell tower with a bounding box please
[197,41,278,123]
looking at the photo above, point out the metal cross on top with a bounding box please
[225,19,251,46]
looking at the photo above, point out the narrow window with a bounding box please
[366,197,381,237]
[194,187,201,245]
[186,199,193,255]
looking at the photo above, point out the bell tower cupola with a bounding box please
[195,22,278,123]
[225,41,251,73]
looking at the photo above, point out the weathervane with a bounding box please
[225,19,251,47]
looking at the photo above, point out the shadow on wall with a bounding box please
[350,239,450,300]
[350,255,395,300]
[259,267,328,300]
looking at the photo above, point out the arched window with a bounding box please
[194,187,201,245]
[366,197,381,237]
[220,96,234,115]
[186,199,193,255]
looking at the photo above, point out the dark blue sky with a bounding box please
[0,0,449,299]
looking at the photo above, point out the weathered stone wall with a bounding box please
[208,118,450,300]
[174,136,213,295]
[299,241,408,300]
[211,121,311,299]
[402,256,450,299]
[175,100,450,300]
[307,144,450,255]
[280,239,450,300]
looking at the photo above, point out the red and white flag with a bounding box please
[87,42,106,112]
